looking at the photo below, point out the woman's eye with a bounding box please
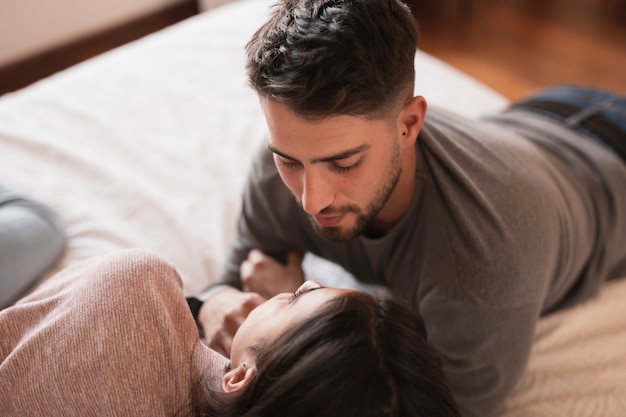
[290,290,303,302]
[290,284,323,303]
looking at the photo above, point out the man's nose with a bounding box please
[301,170,333,214]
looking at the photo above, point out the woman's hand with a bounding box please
[198,287,265,357]
[240,249,305,299]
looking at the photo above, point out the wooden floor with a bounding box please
[407,0,626,100]
[0,0,624,100]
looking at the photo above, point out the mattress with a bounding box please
[0,0,624,414]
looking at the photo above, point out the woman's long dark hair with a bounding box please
[199,292,460,417]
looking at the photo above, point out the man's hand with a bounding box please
[197,287,265,357]
[240,249,305,299]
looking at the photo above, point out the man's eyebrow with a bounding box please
[267,144,297,161]
[267,143,371,163]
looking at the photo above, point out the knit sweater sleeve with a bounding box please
[0,249,227,416]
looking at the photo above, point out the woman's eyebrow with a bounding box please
[267,143,371,164]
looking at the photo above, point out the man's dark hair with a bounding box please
[246,0,419,120]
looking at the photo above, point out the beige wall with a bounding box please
[0,0,188,67]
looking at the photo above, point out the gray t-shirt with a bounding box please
[218,106,626,416]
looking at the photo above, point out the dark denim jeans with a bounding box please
[510,85,626,162]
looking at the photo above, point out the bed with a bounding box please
[1,0,625,415]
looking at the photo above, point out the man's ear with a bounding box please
[398,95,427,147]
[222,364,257,393]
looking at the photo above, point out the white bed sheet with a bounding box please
[0,0,624,415]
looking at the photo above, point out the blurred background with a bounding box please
[407,0,626,98]
[0,0,624,99]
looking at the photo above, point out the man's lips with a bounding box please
[313,213,345,227]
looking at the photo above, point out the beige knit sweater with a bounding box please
[0,249,228,416]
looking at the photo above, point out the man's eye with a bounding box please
[278,158,301,170]
[331,159,362,174]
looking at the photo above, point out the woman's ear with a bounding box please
[222,363,257,393]
[398,95,427,147]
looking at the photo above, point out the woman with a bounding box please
[0,184,65,309]
[0,249,459,416]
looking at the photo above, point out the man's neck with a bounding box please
[367,146,417,235]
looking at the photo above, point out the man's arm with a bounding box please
[194,143,303,355]
[420,293,541,417]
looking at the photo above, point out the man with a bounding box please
[190,1,626,416]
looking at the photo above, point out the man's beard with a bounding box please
[306,143,402,242]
